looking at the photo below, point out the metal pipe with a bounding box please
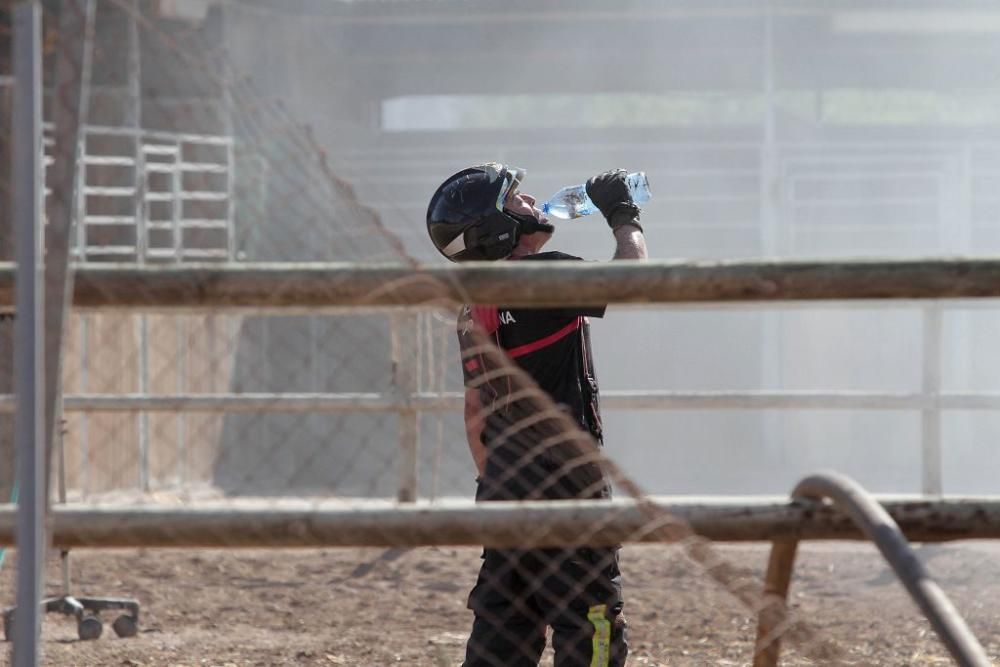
[0,496,997,549]
[9,389,1000,414]
[43,0,95,506]
[755,472,991,667]
[12,5,45,664]
[78,316,90,495]
[6,259,1000,310]
[921,305,943,495]
[390,313,420,502]
[137,315,149,491]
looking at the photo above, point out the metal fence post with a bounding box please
[922,304,943,495]
[176,316,187,485]
[390,313,419,502]
[78,316,90,495]
[12,4,45,664]
[43,0,95,502]
[0,69,16,505]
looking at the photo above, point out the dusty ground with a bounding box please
[0,540,998,666]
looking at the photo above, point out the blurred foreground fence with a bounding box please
[3,259,1000,498]
[6,1,1000,664]
[1,495,999,549]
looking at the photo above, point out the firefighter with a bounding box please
[427,164,647,667]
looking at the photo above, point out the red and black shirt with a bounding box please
[457,252,608,499]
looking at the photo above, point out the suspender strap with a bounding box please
[579,321,603,440]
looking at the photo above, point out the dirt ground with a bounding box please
[0,540,998,666]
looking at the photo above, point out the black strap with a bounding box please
[579,321,603,440]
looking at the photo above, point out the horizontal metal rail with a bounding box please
[7,390,1000,413]
[55,122,234,146]
[0,497,995,549]
[46,122,234,265]
[4,259,1000,310]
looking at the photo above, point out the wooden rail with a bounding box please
[4,258,1000,309]
[0,497,996,549]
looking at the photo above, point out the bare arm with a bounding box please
[611,222,648,261]
[586,170,650,261]
[464,387,487,477]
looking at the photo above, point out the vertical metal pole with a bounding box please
[226,140,236,261]
[79,316,89,496]
[12,4,45,665]
[308,315,320,466]
[57,417,70,597]
[136,314,149,491]
[132,145,147,259]
[921,305,943,495]
[390,313,419,502]
[950,149,973,403]
[125,0,150,491]
[43,0,95,505]
[0,68,17,506]
[176,317,187,485]
[76,100,90,498]
[219,4,237,260]
[172,141,182,260]
[759,1,778,255]
[758,2,784,461]
[74,146,87,260]
[127,0,144,261]
[427,312,445,501]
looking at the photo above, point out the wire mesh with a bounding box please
[1,2,998,666]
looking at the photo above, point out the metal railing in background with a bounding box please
[43,124,236,265]
[22,127,1000,500]
[41,122,237,493]
[0,303,978,500]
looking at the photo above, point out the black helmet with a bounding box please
[426,163,551,262]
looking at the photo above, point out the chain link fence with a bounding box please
[1,1,998,665]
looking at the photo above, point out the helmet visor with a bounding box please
[496,166,525,211]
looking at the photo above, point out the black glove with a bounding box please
[586,169,641,229]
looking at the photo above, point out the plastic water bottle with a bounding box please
[541,171,651,220]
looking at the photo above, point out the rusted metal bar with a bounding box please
[4,259,1000,310]
[0,496,997,549]
[755,472,991,667]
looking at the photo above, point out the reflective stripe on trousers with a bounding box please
[587,604,611,667]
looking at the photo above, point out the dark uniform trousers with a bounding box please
[463,449,627,667]
[463,546,627,667]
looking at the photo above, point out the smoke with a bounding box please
[218,2,1000,495]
